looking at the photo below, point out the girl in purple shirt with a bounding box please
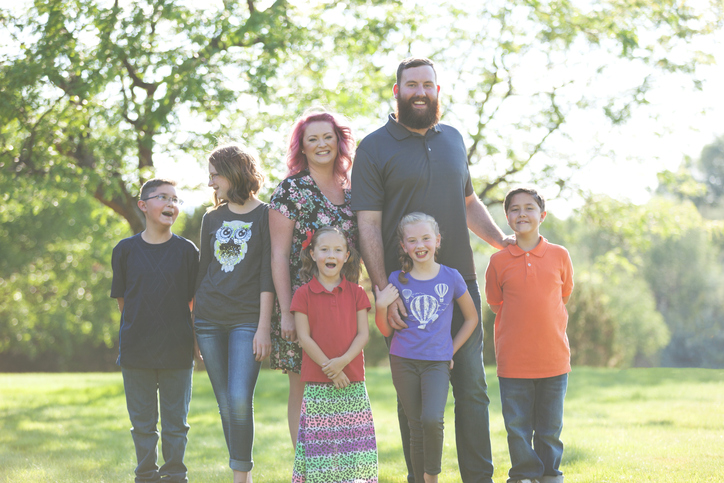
[375,212,478,483]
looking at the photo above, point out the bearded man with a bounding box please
[352,57,513,483]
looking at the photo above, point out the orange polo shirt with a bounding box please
[290,276,371,383]
[485,237,574,378]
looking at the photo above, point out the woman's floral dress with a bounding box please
[269,169,358,373]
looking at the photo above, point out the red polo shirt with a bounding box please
[290,276,371,383]
[485,237,574,378]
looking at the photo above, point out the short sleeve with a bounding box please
[186,241,200,302]
[354,284,371,312]
[484,257,503,306]
[351,147,385,212]
[110,241,126,299]
[464,166,474,198]
[290,284,310,314]
[561,248,574,297]
[270,178,299,221]
[452,268,468,299]
[259,206,275,293]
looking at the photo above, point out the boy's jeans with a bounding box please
[194,319,261,472]
[499,374,568,483]
[121,366,193,483]
[395,280,494,483]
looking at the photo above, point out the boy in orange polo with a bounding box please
[485,187,574,483]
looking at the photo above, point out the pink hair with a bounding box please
[285,108,355,188]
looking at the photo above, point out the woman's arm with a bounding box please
[270,209,297,342]
[253,291,274,361]
[321,309,370,380]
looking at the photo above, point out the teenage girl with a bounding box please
[193,144,273,483]
[375,212,478,483]
[290,225,378,482]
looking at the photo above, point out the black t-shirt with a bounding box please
[351,114,477,280]
[111,233,199,369]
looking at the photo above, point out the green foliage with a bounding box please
[0,176,128,370]
[0,0,410,233]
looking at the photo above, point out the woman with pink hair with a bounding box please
[269,108,358,448]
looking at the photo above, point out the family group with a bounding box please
[111,57,574,483]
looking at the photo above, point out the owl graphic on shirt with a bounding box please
[214,220,253,272]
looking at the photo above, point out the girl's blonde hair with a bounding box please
[396,212,441,284]
[208,143,265,207]
[299,226,361,284]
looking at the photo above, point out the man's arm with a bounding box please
[357,210,408,329]
[465,193,514,249]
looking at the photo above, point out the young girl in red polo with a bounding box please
[290,225,377,482]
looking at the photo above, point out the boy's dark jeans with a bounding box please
[499,374,568,482]
[122,366,193,483]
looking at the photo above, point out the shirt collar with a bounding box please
[506,236,549,258]
[309,275,348,294]
[386,113,442,140]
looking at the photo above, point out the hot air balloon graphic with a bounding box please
[410,294,439,330]
[402,289,412,302]
[434,283,449,302]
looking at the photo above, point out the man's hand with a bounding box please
[500,234,517,247]
[387,297,409,330]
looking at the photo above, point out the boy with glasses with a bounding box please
[111,178,199,483]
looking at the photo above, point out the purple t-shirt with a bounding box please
[388,265,468,361]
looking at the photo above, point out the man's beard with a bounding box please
[395,94,441,130]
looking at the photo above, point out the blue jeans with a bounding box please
[194,319,261,472]
[395,280,494,483]
[499,374,568,482]
[121,366,193,483]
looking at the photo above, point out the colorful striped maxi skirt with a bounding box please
[292,381,378,483]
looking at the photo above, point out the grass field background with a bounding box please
[1,367,723,482]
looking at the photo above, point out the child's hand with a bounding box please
[322,357,346,379]
[449,359,454,370]
[331,371,350,389]
[253,327,271,362]
[374,283,400,310]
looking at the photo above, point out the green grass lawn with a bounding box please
[1,367,723,482]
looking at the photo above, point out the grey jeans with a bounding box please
[390,354,451,480]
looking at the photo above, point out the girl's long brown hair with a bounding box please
[208,143,265,207]
[396,212,441,284]
[299,226,361,284]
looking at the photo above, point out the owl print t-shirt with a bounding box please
[388,265,468,361]
[194,203,274,325]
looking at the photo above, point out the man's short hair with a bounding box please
[140,178,177,200]
[396,57,437,86]
[504,186,546,213]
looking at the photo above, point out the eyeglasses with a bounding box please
[142,194,184,206]
[209,173,220,182]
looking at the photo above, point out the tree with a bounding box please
[389,0,721,204]
[0,0,407,234]
[658,135,724,219]
[0,175,128,370]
